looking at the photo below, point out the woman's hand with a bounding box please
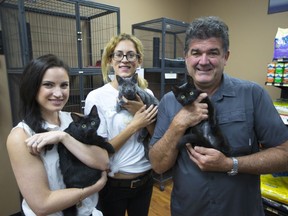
[25,131,67,155]
[122,94,144,115]
[86,171,108,194]
[130,104,158,130]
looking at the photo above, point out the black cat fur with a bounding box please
[58,105,114,216]
[172,76,230,156]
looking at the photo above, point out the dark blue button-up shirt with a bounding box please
[150,73,288,216]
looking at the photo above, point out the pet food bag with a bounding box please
[274,28,288,60]
[261,173,288,205]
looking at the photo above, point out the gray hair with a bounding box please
[184,16,229,54]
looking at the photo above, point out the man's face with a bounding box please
[185,37,229,90]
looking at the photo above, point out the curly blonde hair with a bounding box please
[101,33,148,89]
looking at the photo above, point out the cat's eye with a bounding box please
[181,95,185,99]
[81,124,87,129]
[189,91,194,96]
[91,121,96,126]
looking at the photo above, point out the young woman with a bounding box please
[84,33,158,216]
[6,54,109,216]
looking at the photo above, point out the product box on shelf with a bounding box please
[273,99,288,125]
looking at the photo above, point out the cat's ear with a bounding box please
[71,113,81,122]
[171,85,179,94]
[187,75,193,83]
[132,73,138,84]
[116,75,123,85]
[90,105,98,116]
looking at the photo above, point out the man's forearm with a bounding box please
[238,141,288,175]
[149,120,186,174]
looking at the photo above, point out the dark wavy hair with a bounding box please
[19,54,70,133]
[184,16,229,55]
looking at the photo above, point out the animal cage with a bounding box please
[132,17,189,99]
[0,0,120,125]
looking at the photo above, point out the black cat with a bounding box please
[116,73,159,158]
[172,76,230,156]
[58,105,114,216]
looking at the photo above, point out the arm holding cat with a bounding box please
[186,141,288,174]
[109,104,158,152]
[149,93,208,174]
[25,130,109,170]
[122,94,157,137]
[7,128,107,216]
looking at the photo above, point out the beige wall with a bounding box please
[92,0,191,33]
[0,55,20,215]
[1,0,288,214]
[96,0,287,100]
[188,0,288,100]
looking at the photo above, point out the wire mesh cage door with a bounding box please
[0,0,120,124]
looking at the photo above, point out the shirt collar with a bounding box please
[42,111,65,131]
[212,73,236,101]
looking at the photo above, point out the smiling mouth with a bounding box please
[119,65,131,68]
[50,99,64,104]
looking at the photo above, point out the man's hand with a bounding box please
[186,144,231,172]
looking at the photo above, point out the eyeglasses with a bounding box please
[111,51,140,62]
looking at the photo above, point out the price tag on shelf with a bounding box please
[279,114,288,125]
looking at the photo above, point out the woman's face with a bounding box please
[36,67,69,115]
[110,40,141,78]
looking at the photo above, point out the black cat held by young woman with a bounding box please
[172,76,230,156]
[58,105,114,216]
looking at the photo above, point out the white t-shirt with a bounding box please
[13,111,102,216]
[84,83,152,176]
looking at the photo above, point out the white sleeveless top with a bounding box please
[14,111,102,216]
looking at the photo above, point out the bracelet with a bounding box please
[77,188,84,207]
[227,157,238,176]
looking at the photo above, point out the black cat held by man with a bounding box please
[172,76,230,156]
[58,105,114,216]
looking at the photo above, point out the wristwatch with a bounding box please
[227,157,238,176]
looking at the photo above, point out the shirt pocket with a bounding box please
[217,110,253,156]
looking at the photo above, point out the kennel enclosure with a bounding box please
[0,0,120,125]
[132,17,189,99]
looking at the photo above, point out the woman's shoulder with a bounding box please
[88,83,112,94]
[144,88,154,95]
[9,124,29,138]
[7,124,30,151]
[11,121,34,136]
[86,83,116,104]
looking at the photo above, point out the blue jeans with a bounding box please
[97,172,153,216]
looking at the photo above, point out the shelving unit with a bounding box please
[0,0,120,125]
[265,59,288,125]
[132,17,189,99]
[265,58,288,98]
[132,17,189,191]
[265,82,288,98]
[263,59,288,215]
[263,197,288,216]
